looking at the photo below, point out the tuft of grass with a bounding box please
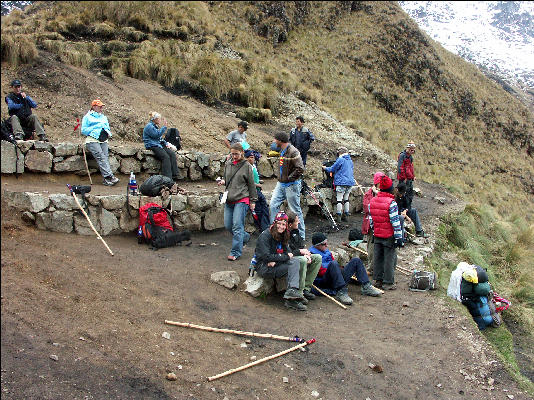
[1,34,38,66]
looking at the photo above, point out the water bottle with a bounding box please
[249,254,257,277]
[129,171,138,196]
[137,225,143,244]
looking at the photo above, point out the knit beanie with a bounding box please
[379,175,393,192]
[373,172,385,185]
[274,211,288,222]
[312,232,328,246]
[274,131,289,143]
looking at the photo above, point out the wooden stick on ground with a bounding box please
[69,188,113,256]
[342,242,368,257]
[350,276,385,294]
[395,266,411,276]
[207,339,316,382]
[164,320,303,342]
[312,285,347,309]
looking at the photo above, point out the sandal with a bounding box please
[227,255,239,261]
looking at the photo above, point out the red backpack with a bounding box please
[138,203,173,242]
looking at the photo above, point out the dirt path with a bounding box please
[1,177,531,400]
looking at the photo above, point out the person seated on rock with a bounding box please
[395,181,427,240]
[254,211,306,311]
[322,146,355,223]
[309,232,382,305]
[224,120,250,150]
[245,149,270,232]
[286,211,322,303]
[81,99,119,186]
[143,111,179,181]
[5,79,48,142]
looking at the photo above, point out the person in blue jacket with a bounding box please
[322,146,355,223]
[81,99,119,186]
[143,111,179,180]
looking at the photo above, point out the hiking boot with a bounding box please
[14,132,24,141]
[342,213,350,222]
[303,289,316,300]
[361,282,382,297]
[283,288,304,300]
[284,299,307,311]
[335,214,342,224]
[383,283,397,291]
[416,230,428,238]
[300,296,309,305]
[334,289,353,305]
[38,133,49,142]
[374,280,383,289]
[103,176,119,186]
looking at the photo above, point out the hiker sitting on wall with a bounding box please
[143,111,179,181]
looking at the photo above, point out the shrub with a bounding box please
[1,34,38,67]
[190,54,246,99]
[236,107,272,122]
[93,22,116,39]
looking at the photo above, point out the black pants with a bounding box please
[150,146,178,179]
[405,179,414,210]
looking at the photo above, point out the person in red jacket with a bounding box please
[362,172,385,274]
[369,175,403,290]
[397,141,416,210]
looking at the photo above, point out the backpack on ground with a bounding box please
[165,128,181,150]
[409,270,438,291]
[138,203,191,249]
[139,175,176,197]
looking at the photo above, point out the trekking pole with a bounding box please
[312,285,347,309]
[342,241,368,256]
[164,320,304,342]
[67,184,113,256]
[354,178,365,196]
[207,338,316,382]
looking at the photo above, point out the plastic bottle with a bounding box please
[129,171,138,196]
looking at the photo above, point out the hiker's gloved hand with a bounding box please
[395,238,404,248]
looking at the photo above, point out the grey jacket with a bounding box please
[223,159,258,204]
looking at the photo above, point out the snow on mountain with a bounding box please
[399,1,534,91]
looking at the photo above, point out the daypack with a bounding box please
[139,175,175,197]
[1,118,16,143]
[317,160,335,189]
[138,203,191,249]
[463,295,494,330]
[409,270,438,291]
[348,228,363,241]
[165,128,182,150]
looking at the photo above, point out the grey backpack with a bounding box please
[409,270,438,291]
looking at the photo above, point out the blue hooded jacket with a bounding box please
[143,121,167,149]
[81,111,111,140]
[324,154,355,187]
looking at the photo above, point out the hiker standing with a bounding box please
[269,132,306,239]
[369,175,403,290]
[5,79,48,142]
[289,116,314,166]
[218,143,257,261]
[396,182,427,239]
[362,172,385,275]
[286,211,322,303]
[309,232,382,306]
[322,146,355,223]
[245,149,270,232]
[397,141,416,210]
[81,99,119,186]
[254,211,306,311]
[224,121,249,150]
[143,111,179,181]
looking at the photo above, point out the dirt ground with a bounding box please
[1,173,532,400]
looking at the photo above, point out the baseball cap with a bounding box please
[91,99,105,107]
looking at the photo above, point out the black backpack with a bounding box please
[140,175,176,197]
[317,160,335,189]
[1,118,16,143]
[165,128,181,150]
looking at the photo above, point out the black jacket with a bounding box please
[255,229,290,268]
[6,93,32,119]
[288,228,304,254]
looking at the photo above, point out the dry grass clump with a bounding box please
[190,54,247,99]
[1,34,38,67]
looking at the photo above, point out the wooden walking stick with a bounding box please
[164,320,303,342]
[354,177,365,196]
[395,266,411,276]
[312,285,347,309]
[67,184,113,256]
[342,241,368,257]
[207,338,316,382]
[351,276,384,294]
[74,118,92,184]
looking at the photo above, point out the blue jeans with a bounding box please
[400,208,422,241]
[313,258,369,295]
[224,202,250,258]
[269,181,305,239]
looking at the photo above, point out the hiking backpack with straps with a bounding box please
[138,203,191,249]
[317,160,335,189]
[165,128,182,151]
[139,175,175,197]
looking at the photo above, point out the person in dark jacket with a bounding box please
[323,146,355,223]
[286,211,322,302]
[269,131,306,239]
[369,175,403,290]
[396,182,427,240]
[143,111,179,180]
[5,79,48,141]
[289,116,314,166]
[397,141,416,210]
[255,211,306,311]
[218,143,258,261]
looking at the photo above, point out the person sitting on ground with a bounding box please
[143,112,179,181]
[224,120,250,150]
[245,149,270,232]
[254,211,306,311]
[322,146,355,223]
[309,232,382,305]
[286,211,322,303]
[369,175,403,290]
[289,116,315,166]
[81,99,119,186]
[5,79,48,142]
[362,172,385,275]
[396,182,427,239]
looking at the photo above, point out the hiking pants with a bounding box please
[269,181,305,239]
[150,146,178,179]
[86,141,113,179]
[297,253,322,293]
[373,236,397,285]
[400,208,422,241]
[10,114,45,139]
[256,257,301,290]
[314,258,367,295]
[255,187,270,232]
[224,202,250,259]
[335,185,352,214]
[405,179,414,211]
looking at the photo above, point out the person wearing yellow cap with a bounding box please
[81,99,119,186]
[397,141,416,210]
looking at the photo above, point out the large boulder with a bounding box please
[188,163,202,180]
[100,195,126,210]
[99,208,120,235]
[53,142,78,157]
[210,271,240,289]
[8,191,50,213]
[244,275,274,297]
[187,195,216,212]
[48,193,77,210]
[170,194,187,212]
[54,155,86,172]
[35,211,73,233]
[1,141,24,173]
[109,145,138,157]
[257,157,274,177]
[120,157,142,174]
[73,206,99,235]
[142,156,161,173]
[203,206,224,231]
[119,208,139,232]
[25,150,52,173]
[175,210,201,231]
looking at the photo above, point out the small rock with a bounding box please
[166,373,177,381]
[488,378,494,385]
[162,332,171,340]
[507,395,514,399]
[402,302,410,307]
[436,383,442,388]
[170,352,175,356]
[250,356,257,361]
[177,365,183,370]
[52,343,59,346]
[311,390,319,397]
[79,337,86,341]
[211,242,218,246]
[199,243,207,247]
[240,343,248,348]
[282,377,289,383]
[368,363,383,373]
[245,339,251,344]
[49,354,58,361]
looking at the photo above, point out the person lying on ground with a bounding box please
[81,99,119,186]
[309,232,382,306]
[396,182,427,239]
[322,146,355,223]
[286,211,322,304]
[254,212,307,311]
[143,111,179,181]
[362,172,384,275]
[5,79,48,142]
